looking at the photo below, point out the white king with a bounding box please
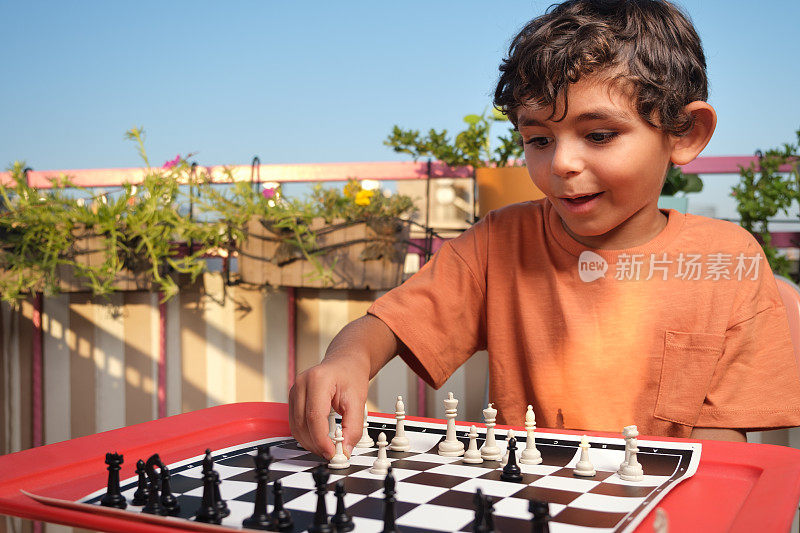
[438,392,465,456]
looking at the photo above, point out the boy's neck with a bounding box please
[559,206,669,250]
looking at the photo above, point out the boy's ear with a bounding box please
[670,101,717,166]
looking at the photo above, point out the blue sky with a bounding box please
[1,1,798,172]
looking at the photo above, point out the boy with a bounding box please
[289,0,800,460]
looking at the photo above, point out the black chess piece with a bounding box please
[484,496,496,533]
[382,467,397,533]
[131,459,149,506]
[159,465,180,516]
[471,488,485,533]
[100,452,127,509]
[213,470,230,518]
[500,437,523,482]
[270,479,293,532]
[309,465,332,533]
[331,480,354,532]
[142,454,167,515]
[242,448,273,530]
[194,466,222,524]
[529,499,551,533]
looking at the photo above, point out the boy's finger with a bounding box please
[305,391,335,460]
[339,396,366,457]
[288,385,310,450]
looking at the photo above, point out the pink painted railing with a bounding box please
[0,156,781,189]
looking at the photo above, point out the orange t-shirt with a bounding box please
[368,199,800,437]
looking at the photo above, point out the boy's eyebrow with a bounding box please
[518,108,633,127]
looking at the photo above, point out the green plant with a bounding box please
[384,107,524,168]
[731,129,800,276]
[0,162,76,301]
[661,166,703,196]
[0,129,221,303]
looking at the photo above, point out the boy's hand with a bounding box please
[288,357,370,461]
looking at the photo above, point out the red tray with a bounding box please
[0,402,798,532]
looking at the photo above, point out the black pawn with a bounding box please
[331,480,354,532]
[142,456,167,516]
[100,452,127,509]
[500,437,523,482]
[471,488,485,533]
[484,496,495,533]
[529,499,551,533]
[160,465,180,516]
[131,459,150,506]
[270,479,293,532]
[242,448,273,530]
[382,467,397,533]
[309,465,332,533]
[194,467,221,524]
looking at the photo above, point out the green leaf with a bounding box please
[463,114,482,126]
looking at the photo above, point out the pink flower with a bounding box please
[162,154,181,169]
[262,187,277,199]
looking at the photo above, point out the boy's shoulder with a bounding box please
[678,211,761,251]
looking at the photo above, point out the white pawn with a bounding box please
[462,425,483,464]
[355,404,374,448]
[328,425,350,469]
[370,432,391,475]
[328,407,337,440]
[520,405,542,465]
[653,508,669,533]
[389,395,410,452]
[573,435,596,477]
[501,429,515,466]
[480,403,502,461]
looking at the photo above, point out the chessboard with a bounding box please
[77,414,701,533]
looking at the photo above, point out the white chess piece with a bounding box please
[370,432,391,475]
[480,403,502,461]
[501,429,515,466]
[328,407,337,440]
[618,425,644,481]
[328,425,350,469]
[573,435,596,477]
[463,425,483,464]
[653,508,669,533]
[520,405,542,465]
[438,392,465,456]
[389,395,410,452]
[355,404,374,448]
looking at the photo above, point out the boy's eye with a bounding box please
[524,136,551,148]
[587,131,618,143]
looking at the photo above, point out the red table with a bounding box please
[0,402,798,532]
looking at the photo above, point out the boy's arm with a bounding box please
[288,314,400,460]
[690,427,746,442]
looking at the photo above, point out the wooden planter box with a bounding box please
[58,228,186,293]
[238,217,410,290]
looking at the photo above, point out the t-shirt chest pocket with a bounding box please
[653,330,725,426]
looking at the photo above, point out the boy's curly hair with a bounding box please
[494,0,707,137]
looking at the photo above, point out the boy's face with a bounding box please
[517,75,678,249]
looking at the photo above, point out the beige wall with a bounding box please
[0,273,489,452]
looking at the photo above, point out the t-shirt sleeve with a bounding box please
[367,221,489,389]
[695,240,800,430]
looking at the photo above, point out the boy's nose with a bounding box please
[550,141,584,178]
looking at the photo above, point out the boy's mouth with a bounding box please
[561,192,603,205]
